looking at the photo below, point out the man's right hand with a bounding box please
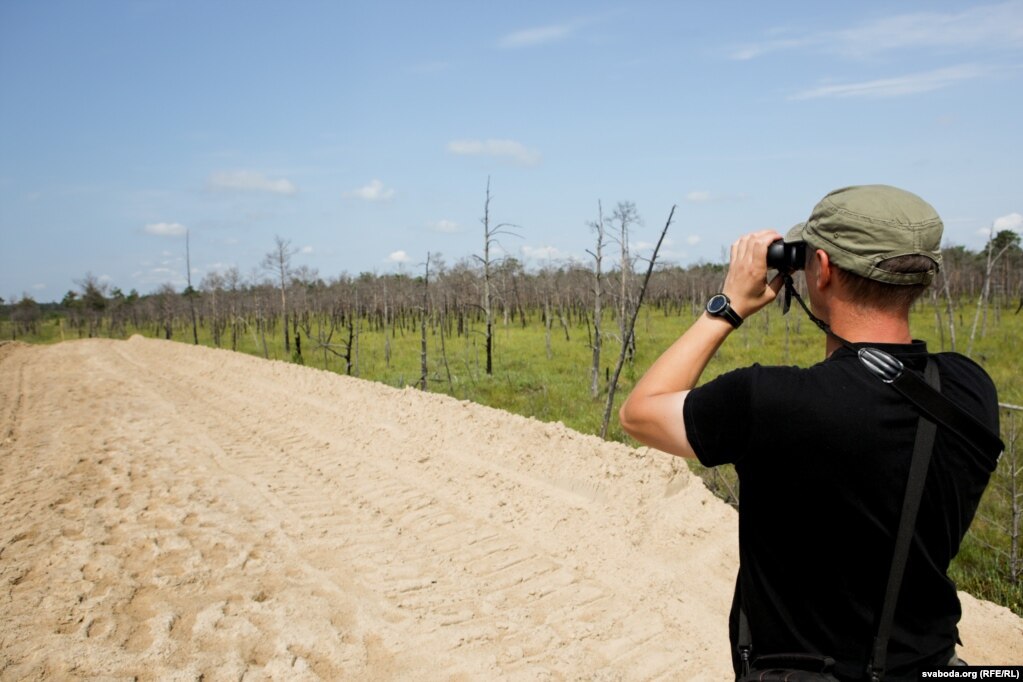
[722,230,786,320]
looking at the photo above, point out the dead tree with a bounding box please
[475,177,520,375]
[610,201,640,361]
[1003,406,1021,586]
[263,235,297,355]
[601,205,674,439]
[419,253,431,391]
[587,200,606,399]
[201,270,226,347]
[967,230,1016,356]
[186,228,199,345]
[939,265,958,352]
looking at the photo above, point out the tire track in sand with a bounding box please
[10,338,1016,679]
[100,337,713,680]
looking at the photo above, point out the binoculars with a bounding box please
[767,240,806,272]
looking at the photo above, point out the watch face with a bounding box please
[707,294,728,314]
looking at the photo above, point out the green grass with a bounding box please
[4,300,1021,614]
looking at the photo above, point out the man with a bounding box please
[619,185,1000,680]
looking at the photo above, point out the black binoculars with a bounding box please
[767,239,806,272]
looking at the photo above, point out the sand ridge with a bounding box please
[0,337,1019,680]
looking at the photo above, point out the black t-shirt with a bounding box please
[682,341,1000,681]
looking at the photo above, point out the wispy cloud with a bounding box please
[447,138,541,166]
[730,38,808,61]
[521,245,561,261]
[731,2,1023,60]
[831,2,1023,58]
[344,179,395,202]
[208,170,297,195]
[499,22,575,48]
[790,64,986,100]
[685,190,713,203]
[144,222,187,237]
[429,219,460,233]
[388,250,410,263]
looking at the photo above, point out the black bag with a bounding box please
[737,652,840,681]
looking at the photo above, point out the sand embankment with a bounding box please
[1,337,1019,680]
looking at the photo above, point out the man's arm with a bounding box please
[619,230,784,458]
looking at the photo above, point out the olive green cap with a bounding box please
[789,185,943,285]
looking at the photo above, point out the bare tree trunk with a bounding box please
[186,229,199,345]
[264,236,296,355]
[353,289,361,377]
[967,233,1012,356]
[941,268,957,352]
[419,254,430,391]
[543,290,553,360]
[383,279,391,368]
[439,303,453,392]
[1006,408,1020,585]
[601,205,675,439]
[612,202,639,362]
[476,177,520,376]
[932,289,945,351]
[483,179,494,375]
[589,201,605,399]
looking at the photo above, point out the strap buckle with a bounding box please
[858,348,904,384]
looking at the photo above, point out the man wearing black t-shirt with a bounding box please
[619,185,1000,681]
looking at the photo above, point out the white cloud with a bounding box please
[790,65,985,100]
[732,3,1023,61]
[686,190,713,203]
[300,245,314,254]
[686,235,702,246]
[345,179,395,202]
[635,238,675,252]
[499,23,574,48]
[447,139,541,166]
[429,219,460,233]
[993,212,1023,232]
[521,245,561,260]
[144,222,187,237]
[388,250,410,263]
[208,170,297,195]
[31,283,46,290]
[729,38,807,61]
[831,3,1023,58]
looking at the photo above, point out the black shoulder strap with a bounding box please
[858,348,1003,460]
[867,359,940,682]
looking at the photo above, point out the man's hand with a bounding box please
[619,228,788,458]
[722,230,786,319]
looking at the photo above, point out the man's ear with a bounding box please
[814,249,832,291]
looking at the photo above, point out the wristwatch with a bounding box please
[705,293,743,328]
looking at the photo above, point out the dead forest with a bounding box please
[5,228,1022,365]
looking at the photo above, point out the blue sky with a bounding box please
[1,1,1021,302]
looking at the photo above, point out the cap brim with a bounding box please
[785,222,806,243]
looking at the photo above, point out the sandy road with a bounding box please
[0,337,1019,680]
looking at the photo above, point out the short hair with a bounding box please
[832,254,935,310]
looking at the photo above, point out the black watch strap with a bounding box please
[706,293,743,328]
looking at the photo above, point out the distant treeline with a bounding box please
[3,230,1021,351]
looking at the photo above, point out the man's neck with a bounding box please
[823,304,913,357]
